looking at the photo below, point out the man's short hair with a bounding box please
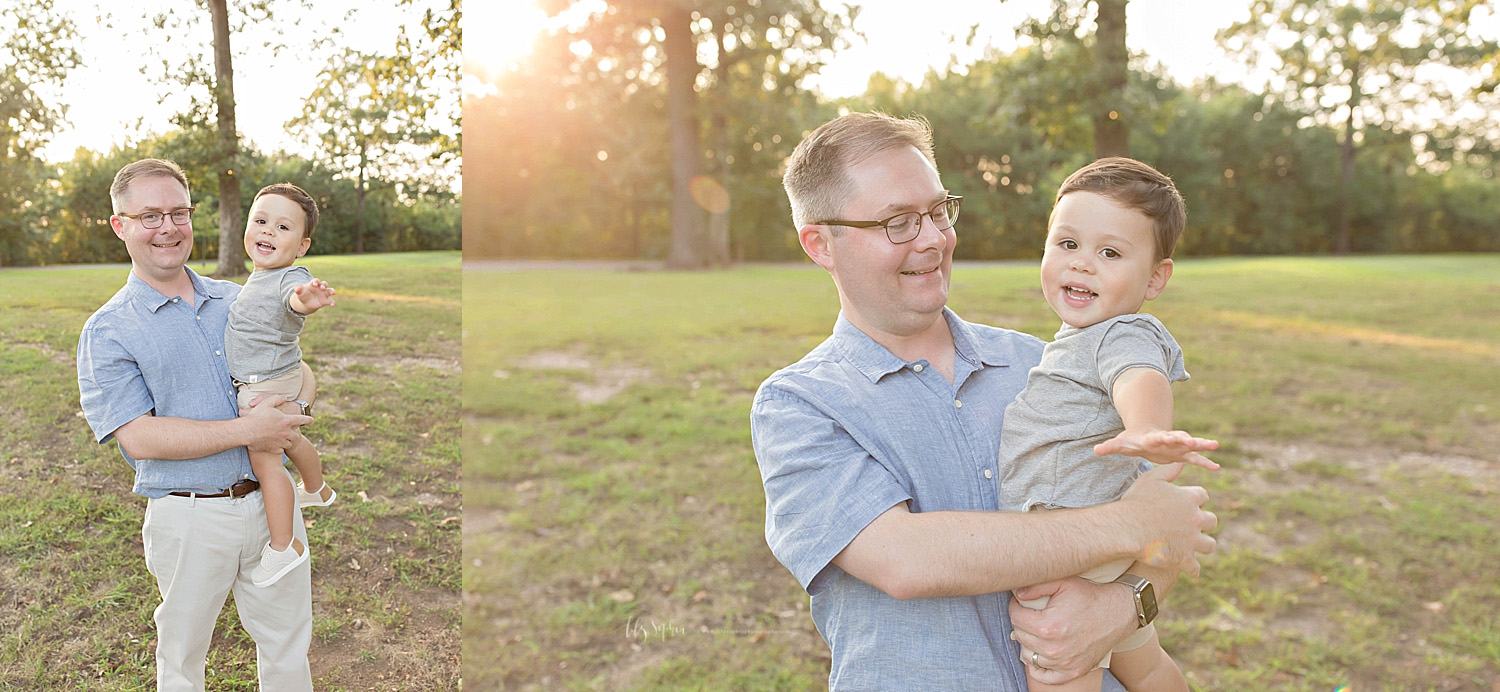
[254,183,319,238]
[783,112,939,230]
[110,159,189,214]
[1053,157,1186,260]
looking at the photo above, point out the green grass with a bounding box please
[0,251,460,690]
[464,254,1500,691]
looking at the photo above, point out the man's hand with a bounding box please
[290,278,336,315]
[1117,462,1217,577]
[1095,429,1220,470]
[1008,577,1135,684]
[242,395,313,453]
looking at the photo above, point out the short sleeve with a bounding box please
[751,385,913,595]
[279,266,314,313]
[77,322,153,444]
[1094,316,1187,393]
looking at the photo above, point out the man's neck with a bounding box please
[847,308,958,382]
[134,266,196,307]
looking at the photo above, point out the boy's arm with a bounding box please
[1096,367,1219,469]
[289,278,336,315]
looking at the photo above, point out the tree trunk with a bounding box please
[209,0,246,277]
[1092,0,1129,158]
[355,139,368,254]
[663,5,705,269]
[706,21,732,267]
[1334,60,1360,255]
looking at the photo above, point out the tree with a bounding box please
[207,0,245,277]
[125,0,326,275]
[1018,0,1135,159]
[542,0,854,268]
[290,49,440,253]
[1219,0,1499,253]
[0,1,80,267]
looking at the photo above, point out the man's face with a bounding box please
[244,194,311,271]
[1040,191,1171,329]
[111,175,194,280]
[821,145,955,338]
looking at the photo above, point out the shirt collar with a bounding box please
[125,266,227,312]
[831,307,1014,384]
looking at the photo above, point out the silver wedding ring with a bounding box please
[1032,651,1040,666]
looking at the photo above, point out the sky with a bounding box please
[37,0,424,163]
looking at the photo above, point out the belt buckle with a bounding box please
[229,479,258,498]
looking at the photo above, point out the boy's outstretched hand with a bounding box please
[1095,429,1221,470]
[291,278,337,315]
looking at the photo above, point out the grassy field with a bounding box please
[0,251,461,690]
[464,254,1500,691]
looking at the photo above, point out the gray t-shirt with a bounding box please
[224,265,311,383]
[997,313,1187,511]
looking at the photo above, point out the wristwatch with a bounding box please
[1112,573,1157,628]
[290,398,313,417]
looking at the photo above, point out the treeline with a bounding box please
[464,2,1500,262]
[8,134,459,267]
[0,0,460,269]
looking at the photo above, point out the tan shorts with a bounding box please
[235,367,303,411]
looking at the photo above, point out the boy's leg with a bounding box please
[282,432,324,495]
[142,496,242,691]
[1106,629,1189,692]
[250,450,299,552]
[231,481,314,691]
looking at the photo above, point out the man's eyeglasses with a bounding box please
[118,207,196,229]
[813,195,962,244]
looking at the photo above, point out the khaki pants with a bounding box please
[142,470,313,691]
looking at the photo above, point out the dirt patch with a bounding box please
[1237,439,1500,493]
[510,350,652,404]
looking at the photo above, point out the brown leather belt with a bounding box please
[168,479,260,499]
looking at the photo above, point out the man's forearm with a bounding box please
[113,414,254,461]
[834,501,1143,600]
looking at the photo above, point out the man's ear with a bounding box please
[109,215,127,240]
[1144,258,1173,300]
[798,224,835,271]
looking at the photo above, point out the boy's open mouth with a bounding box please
[255,241,276,252]
[1064,285,1097,300]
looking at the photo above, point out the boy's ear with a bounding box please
[297,236,311,258]
[1144,258,1173,300]
[798,224,835,272]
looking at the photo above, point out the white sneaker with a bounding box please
[252,539,309,587]
[297,482,337,508]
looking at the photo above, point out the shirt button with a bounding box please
[913,364,924,373]
[196,316,201,321]
[984,469,993,479]
[215,350,222,356]
[954,399,962,409]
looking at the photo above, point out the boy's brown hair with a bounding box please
[254,183,319,238]
[1053,157,1185,260]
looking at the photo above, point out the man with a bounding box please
[77,158,318,691]
[750,113,1218,690]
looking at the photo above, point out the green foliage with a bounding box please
[0,1,81,267]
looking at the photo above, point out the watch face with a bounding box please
[1139,581,1158,625]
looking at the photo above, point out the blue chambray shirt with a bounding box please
[78,268,257,498]
[751,308,1127,692]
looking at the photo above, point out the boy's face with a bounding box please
[1040,191,1172,329]
[244,193,311,271]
